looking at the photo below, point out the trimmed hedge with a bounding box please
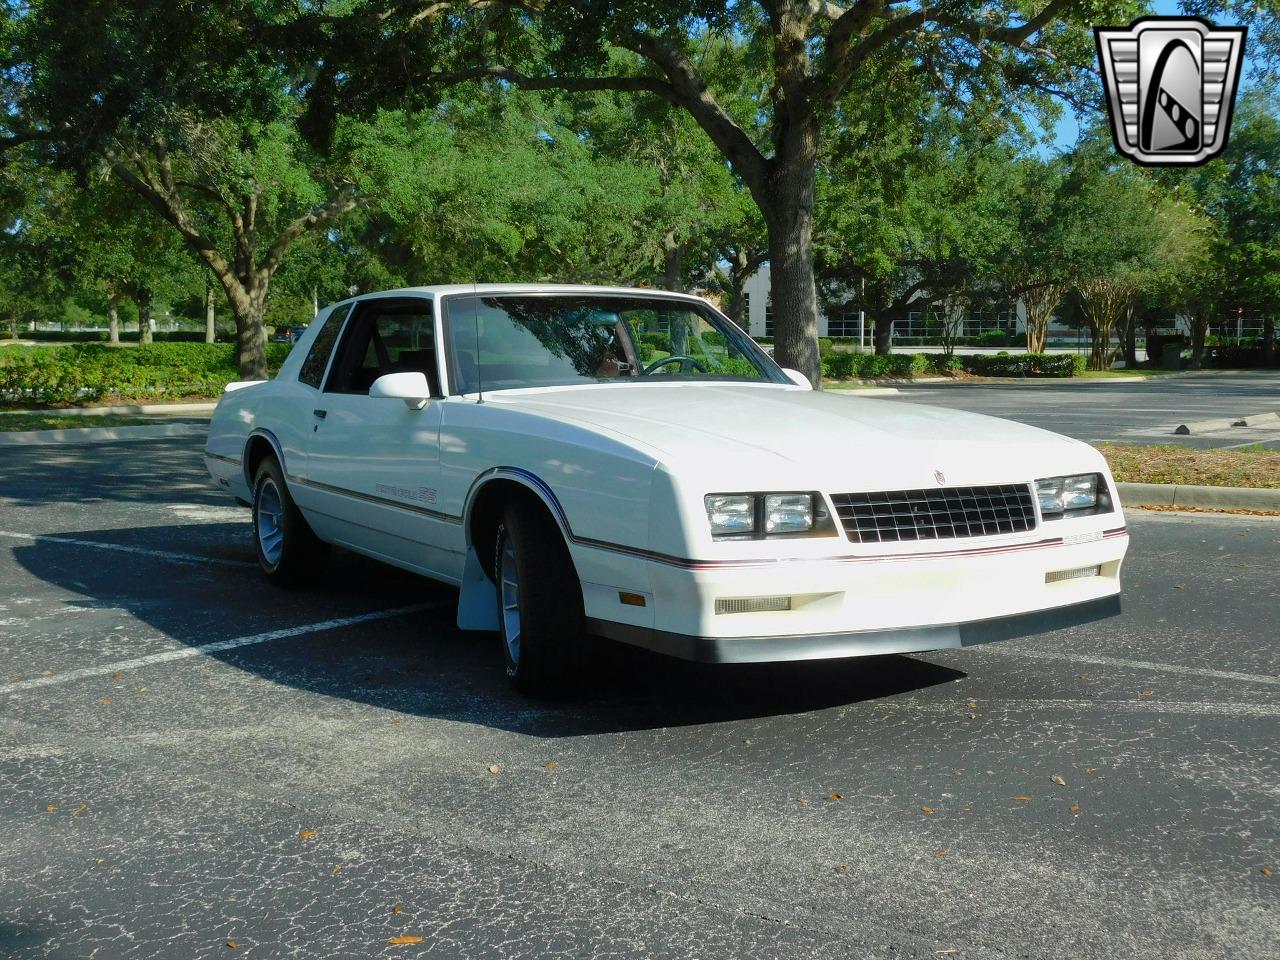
[962,353,1087,377]
[820,351,1085,380]
[0,342,292,406]
[638,332,672,353]
[821,353,930,379]
[19,329,223,343]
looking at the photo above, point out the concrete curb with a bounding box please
[1117,482,1280,511]
[0,401,217,416]
[825,386,901,395]
[1174,417,1237,435]
[0,423,208,446]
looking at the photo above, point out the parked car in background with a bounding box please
[204,285,1128,695]
[269,325,307,344]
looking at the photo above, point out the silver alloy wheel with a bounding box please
[256,477,286,569]
[500,539,521,664]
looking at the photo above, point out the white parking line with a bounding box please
[868,698,1280,719]
[976,646,1280,686]
[0,604,439,694]
[0,530,256,568]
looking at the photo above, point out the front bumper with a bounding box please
[571,525,1128,663]
[587,594,1121,663]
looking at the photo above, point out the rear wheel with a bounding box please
[252,457,328,584]
[494,499,588,696]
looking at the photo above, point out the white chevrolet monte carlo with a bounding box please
[204,284,1128,695]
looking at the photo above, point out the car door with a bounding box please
[299,295,456,580]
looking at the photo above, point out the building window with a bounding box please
[764,295,774,337]
[826,302,859,337]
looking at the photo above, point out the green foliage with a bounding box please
[818,351,1084,380]
[961,354,1086,377]
[975,331,1010,348]
[19,330,218,343]
[0,343,292,406]
[638,332,672,353]
[821,353,930,379]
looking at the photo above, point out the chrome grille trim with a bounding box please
[830,484,1037,543]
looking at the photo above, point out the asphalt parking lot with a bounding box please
[1,435,1277,959]
[891,370,1280,449]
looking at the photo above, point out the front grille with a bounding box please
[830,483,1036,544]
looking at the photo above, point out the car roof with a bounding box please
[336,284,714,306]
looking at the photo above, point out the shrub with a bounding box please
[817,337,834,356]
[929,354,963,374]
[822,353,857,379]
[639,332,672,354]
[976,331,1010,348]
[23,329,220,343]
[0,342,293,406]
[820,352,930,380]
[961,353,1085,378]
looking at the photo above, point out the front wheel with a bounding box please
[252,457,328,585]
[494,500,588,696]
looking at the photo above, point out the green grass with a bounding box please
[1099,443,1280,489]
[0,413,167,432]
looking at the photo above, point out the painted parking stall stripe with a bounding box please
[974,645,1280,686]
[0,530,256,569]
[0,604,438,694]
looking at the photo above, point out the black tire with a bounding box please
[494,498,588,696]
[252,457,329,585]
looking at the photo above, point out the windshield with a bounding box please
[443,294,784,394]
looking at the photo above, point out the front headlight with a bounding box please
[704,492,831,539]
[1035,473,1106,518]
[705,494,756,536]
[764,494,813,534]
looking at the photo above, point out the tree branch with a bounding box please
[618,32,770,196]
[260,186,362,277]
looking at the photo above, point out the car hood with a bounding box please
[491,383,1104,491]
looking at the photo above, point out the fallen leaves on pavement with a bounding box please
[298,830,316,840]
[1051,774,1067,786]
[389,935,425,945]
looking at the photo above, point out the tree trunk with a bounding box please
[135,292,153,344]
[1087,323,1111,371]
[1022,283,1062,354]
[1263,314,1276,367]
[869,310,893,355]
[4,312,15,341]
[760,140,822,386]
[1122,308,1138,368]
[107,294,120,344]
[205,284,216,343]
[234,300,269,380]
[662,234,684,293]
[1189,312,1209,370]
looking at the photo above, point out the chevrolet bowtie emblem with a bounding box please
[934,470,946,485]
[1095,17,1246,167]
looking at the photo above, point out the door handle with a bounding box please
[312,409,327,420]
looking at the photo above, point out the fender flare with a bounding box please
[241,428,287,488]
[461,466,574,549]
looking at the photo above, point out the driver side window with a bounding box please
[325,300,441,396]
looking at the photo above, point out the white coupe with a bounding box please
[205,284,1128,695]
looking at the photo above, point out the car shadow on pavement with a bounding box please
[12,523,966,736]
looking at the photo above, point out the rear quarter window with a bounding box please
[298,303,353,388]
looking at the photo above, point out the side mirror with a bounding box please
[780,367,812,389]
[370,371,432,410]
